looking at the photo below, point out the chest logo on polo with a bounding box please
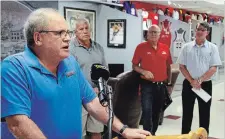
[66,70,75,77]
[147,52,151,55]
[162,51,167,55]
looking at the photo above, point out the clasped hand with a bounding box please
[191,79,201,89]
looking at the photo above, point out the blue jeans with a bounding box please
[140,80,166,135]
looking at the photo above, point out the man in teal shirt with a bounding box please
[1,8,150,139]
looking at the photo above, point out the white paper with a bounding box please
[192,88,211,103]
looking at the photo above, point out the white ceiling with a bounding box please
[142,0,224,17]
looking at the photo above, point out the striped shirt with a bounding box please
[177,40,222,80]
[69,38,107,87]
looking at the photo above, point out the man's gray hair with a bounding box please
[148,24,161,32]
[74,18,91,32]
[23,8,60,48]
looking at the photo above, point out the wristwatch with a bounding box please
[119,125,128,135]
[167,83,172,86]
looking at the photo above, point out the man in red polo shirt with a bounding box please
[132,25,172,135]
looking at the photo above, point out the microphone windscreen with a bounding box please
[91,63,110,81]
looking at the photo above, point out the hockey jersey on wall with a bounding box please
[173,28,186,57]
[172,10,179,20]
[157,9,164,15]
[142,11,159,30]
[123,1,137,16]
[149,12,159,25]
[142,10,150,30]
[159,19,172,48]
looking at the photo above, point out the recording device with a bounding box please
[90,63,114,139]
[90,63,110,106]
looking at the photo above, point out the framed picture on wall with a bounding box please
[107,19,126,48]
[64,7,96,41]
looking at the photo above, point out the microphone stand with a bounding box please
[96,78,114,139]
[107,85,113,139]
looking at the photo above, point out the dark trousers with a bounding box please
[182,79,212,134]
[140,80,166,135]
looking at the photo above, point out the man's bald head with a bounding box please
[148,25,161,32]
[147,25,161,42]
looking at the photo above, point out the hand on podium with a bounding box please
[121,128,151,139]
[114,128,207,139]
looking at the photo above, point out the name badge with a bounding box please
[66,71,75,77]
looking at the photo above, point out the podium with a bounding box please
[114,127,207,139]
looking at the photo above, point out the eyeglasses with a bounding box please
[148,31,160,34]
[196,28,207,32]
[39,30,73,38]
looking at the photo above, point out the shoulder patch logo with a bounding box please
[162,51,167,55]
[66,71,75,77]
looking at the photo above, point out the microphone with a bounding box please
[91,63,110,81]
[97,77,108,107]
[90,64,110,106]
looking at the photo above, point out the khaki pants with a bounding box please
[82,106,104,137]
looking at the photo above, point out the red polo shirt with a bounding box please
[132,41,172,82]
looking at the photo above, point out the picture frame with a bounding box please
[64,7,96,41]
[107,19,126,48]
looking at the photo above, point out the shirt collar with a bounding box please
[194,39,208,48]
[24,46,41,68]
[24,45,69,76]
[147,41,162,50]
[72,37,95,50]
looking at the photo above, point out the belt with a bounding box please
[152,81,165,85]
[141,79,169,85]
[148,80,167,85]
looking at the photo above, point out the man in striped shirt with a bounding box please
[177,21,222,134]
